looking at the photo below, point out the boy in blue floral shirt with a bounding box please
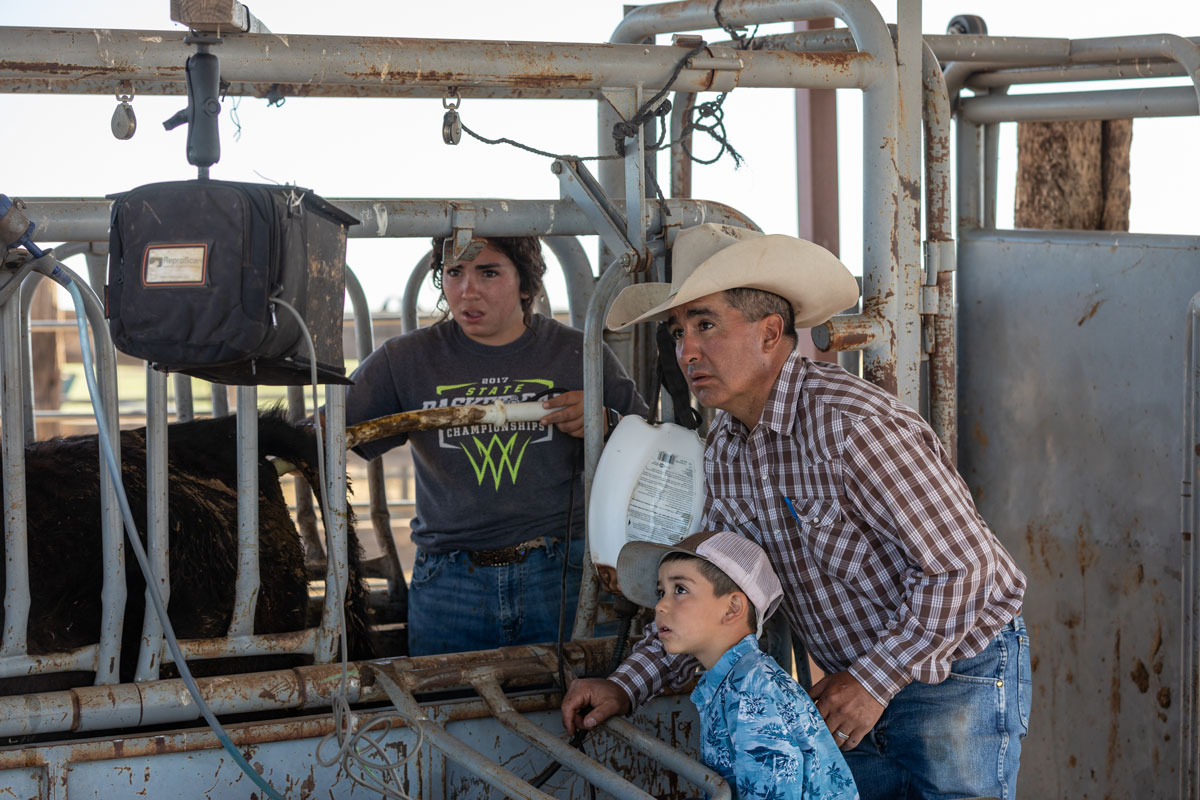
[616,530,858,800]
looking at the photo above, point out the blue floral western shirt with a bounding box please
[690,635,859,800]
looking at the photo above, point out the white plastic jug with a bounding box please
[588,415,706,594]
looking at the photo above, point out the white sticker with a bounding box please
[143,245,206,285]
[625,450,696,545]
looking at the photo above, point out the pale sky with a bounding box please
[2,1,1197,311]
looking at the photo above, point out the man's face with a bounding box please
[667,292,776,426]
[441,241,528,346]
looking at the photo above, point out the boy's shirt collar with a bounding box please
[690,634,760,708]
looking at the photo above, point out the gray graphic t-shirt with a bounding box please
[345,314,647,553]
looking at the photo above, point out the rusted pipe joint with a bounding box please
[811,312,883,353]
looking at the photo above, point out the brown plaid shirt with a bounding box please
[611,351,1026,707]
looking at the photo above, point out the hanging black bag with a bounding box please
[106,179,359,385]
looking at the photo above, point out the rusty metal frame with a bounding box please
[134,367,170,681]
[0,678,700,799]
[607,0,907,403]
[0,640,610,739]
[470,671,660,799]
[0,27,878,98]
[0,259,124,686]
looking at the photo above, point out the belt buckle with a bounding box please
[468,537,545,567]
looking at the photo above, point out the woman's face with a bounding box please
[441,242,528,346]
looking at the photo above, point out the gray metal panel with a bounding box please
[958,228,1200,798]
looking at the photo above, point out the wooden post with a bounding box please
[1015,119,1133,231]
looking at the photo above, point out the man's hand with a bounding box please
[539,391,589,439]
[561,678,631,735]
[809,670,886,751]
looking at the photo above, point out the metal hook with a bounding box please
[115,81,135,103]
[442,87,461,110]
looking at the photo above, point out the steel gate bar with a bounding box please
[372,667,559,800]
[470,671,662,800]
[601,715,733,800]
[1,267,33,660]
[134,367,171,682]
[345,266,403,603]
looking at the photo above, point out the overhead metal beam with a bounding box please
[19,197,762,244]
[0,27,880,97]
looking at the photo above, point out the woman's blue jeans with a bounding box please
[845,616,1033,800]
[407,540,583,656]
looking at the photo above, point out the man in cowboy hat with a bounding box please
[562,223,1030,800]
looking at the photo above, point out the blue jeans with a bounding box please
[407,539,583,656]
[845,616,1032,800]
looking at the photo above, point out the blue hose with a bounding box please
[63,275,287,800]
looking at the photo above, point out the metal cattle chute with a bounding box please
[1,1,1199,797]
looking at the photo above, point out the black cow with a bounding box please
[0,410,373,694]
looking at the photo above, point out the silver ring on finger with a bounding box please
[834,731,849,740]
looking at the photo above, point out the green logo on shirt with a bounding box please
[459,431,534,489]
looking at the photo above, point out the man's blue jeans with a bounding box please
[845,616,1032,800]
[407,540,583,656]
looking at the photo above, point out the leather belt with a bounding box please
[468,536,553,567]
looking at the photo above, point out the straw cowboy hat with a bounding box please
[606,223,859,330]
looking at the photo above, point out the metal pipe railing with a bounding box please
[401,251,434,334]
[960,85,1199,123]
[134,367,171,681]
[1,265,31,661]
[608,0,905,400]
[543,236,596,330]
[229,386,261,637]
[23,198,765,246]
[17,242,91,443]
[1182,292,1200,799]
[0,259,127,684]
[0,27,877,97]
[373,668,559,800]
[0,639,614,738]
[160,629,318,665]
[921,41,957,463]
[967,60,1185,88]
[471,672,661,800]
[286,385,324,563]
[172,374,194,422]
[955,102,985,234]
[895,0,924,409]
[603,715,733,800]
[18,277,42,447]
[315,385,350,663]
[345,267,403,598]
[575,255,637,638]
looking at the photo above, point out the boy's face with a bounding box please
[655,558,744,669]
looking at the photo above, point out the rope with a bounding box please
[453,2,762,174]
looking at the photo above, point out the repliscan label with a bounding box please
[143,244,207,285]
[626,450,696,545]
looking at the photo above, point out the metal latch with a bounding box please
[690,46,744,92]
